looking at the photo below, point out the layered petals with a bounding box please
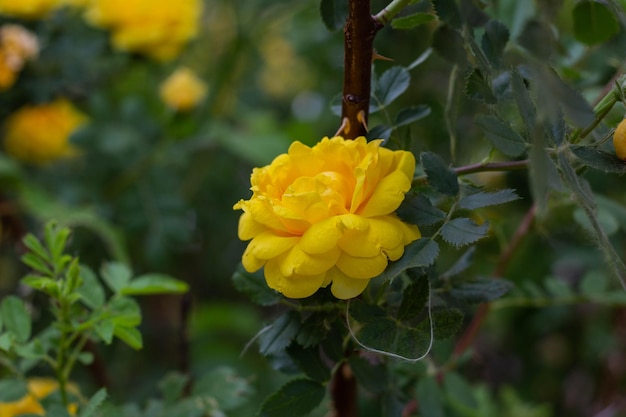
[234,136,420,299]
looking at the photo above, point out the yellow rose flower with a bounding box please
[0,378,78,417]
[159,67,208,111]
[234,136,420,299]
[3,99,86,165]
[0,24,39,90]
[85,0,202,60]
[0,0,61,19]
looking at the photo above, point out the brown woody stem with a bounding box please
[339,0,382,139]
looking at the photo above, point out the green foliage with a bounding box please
[257,378,325,417]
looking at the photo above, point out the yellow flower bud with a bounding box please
[614,118,626,161]
[3,99,86,165]
[159,67,208,111]
[234,136,420,299]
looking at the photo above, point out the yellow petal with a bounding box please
[384,244,405,261]
[358,170,412,217]
[247,231,299,259]
[299,217,343,254]
[328,267,370,299]
[264,259,326,298]
[279,245,340,276]
[336,252,388,279]
[242,244,266,272]
[395,150,416,181]
[339,213,370,231]
[237,211,268,240]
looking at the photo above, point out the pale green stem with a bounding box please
[445,65,460,162]
[373,0,413,25]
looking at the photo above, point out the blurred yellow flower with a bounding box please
[3,99,86,165]
[234,136,420,299]
[0,378,78,417]
[159,67,208,111]
[85,0,202,60]
[258,33,313,98]
[0,24,39,90]
[0,0,61,19]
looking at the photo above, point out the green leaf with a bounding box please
[511,68,535,133]
[0,333,12,351]
[1,296,31,343]
[94,320,114,344]
[394,105,431,128]
[22,234,50,264]
[21,275,60,297]
[465,68,496,104]
[450,279,514,303]
[113,325,143,350]
[295,315,327,348]
[391,12,437,29]
[442,247,476,279]
[517,19,555,60]
[120,274,188,295]
[421,152,459,196]
[348,355,389,394]
[258,378,325,417]
[574,206,619,236]
[21,252,53,276]
[258,312,300,356]
[458,189,520,210]
[367,124,393,141]
[378,238,440,281]
[158,372,190,405]
[441,218,490,248]
[46,223,71,264]
[397,194,446,226]
[573,0,619,45]
[373,66,411,109]
[416,377,444,417]
[109,297,141,327]
[571,146,626,174]
[544,277,573,298]
[397,277,430,322]
[79,388,107,417]
[77,266,105,309]
[475,115,526,157]
[432,0,462,28]
[101,262,132,293]
[0,378,28,401]
[320,0,348,31]
[193,366,254,410]
[426,308,464,339]
[232,266,281,306]
[287,343,331,382]
[580,270,608,297]
[444,372,478,413]
[432,24,467,65]
[481,19,509,67]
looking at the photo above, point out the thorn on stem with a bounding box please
[335,117,350,137]
[357,110,368,133]
[372,49,393,62]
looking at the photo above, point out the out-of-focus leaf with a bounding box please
[432,24,467,65]
[233,266,281,306]
[475,115,527,157]
[77,266,105,309]
[450,279,514,303]
[441,218,490,248]
[320,0,348,31]
[517,19,555,60]
[1,296,31,343]
[113,326,143,350]
[287,343,331,382]
[421,152,459,196]
[193,366,254,410]
[392,12,437,29]
[348,355,389,394]
[158,372,189,405]
[510,68,535,133]
[432,0,462,28]
[258,379,325,417]
[120,274,188,295]
[101,262,132,293]
[574,206,619,236]
[79,388,107,417]
[417,377,444,417]
[444,372,478,413]
[573,0,619,45]
[397,277,430,322]
[0,379,28,402]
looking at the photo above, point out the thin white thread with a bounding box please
[240,324,272,357]
[346,286,434,362]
